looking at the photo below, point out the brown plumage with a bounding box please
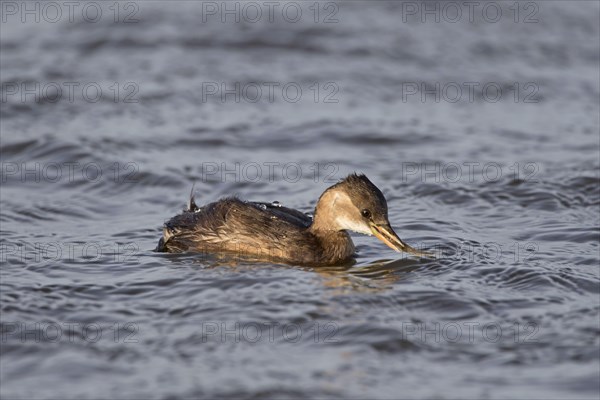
[156,174,429,265]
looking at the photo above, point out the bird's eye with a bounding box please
[361,209,371,218]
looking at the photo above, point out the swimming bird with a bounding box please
[156,174,430,265]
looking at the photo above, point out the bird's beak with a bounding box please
[370,222,432,257]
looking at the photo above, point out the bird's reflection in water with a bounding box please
[155,250,431,293]
[312,257,426,292]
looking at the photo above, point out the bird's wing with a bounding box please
[248,202,313,229]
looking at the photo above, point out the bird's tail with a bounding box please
[187,182,199,212]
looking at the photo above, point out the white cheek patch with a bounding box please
[335,215,372,235]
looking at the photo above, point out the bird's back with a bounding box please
[156,197,322,262]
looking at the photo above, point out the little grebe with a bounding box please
[156,174,430,264]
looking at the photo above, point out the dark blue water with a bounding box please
[1,1,599,399]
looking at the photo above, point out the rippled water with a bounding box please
[1,1,599,399]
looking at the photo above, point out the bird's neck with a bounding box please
[309,189,340,232]
[308,226,355,263]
